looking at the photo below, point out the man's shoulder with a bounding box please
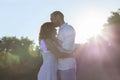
[63,23,74,30]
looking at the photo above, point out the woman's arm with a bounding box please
[45,39,73,58]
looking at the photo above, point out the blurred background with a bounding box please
[0,0,120,80]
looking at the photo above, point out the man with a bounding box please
[50,11,76,80]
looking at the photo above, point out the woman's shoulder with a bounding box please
[40,38,51,42]
[40,39,45,44]
[40,38,53,45]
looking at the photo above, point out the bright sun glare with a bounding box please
[72,10,107,44]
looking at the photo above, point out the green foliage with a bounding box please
[0,52,20,69]
[28,44,40,57]
[107,8,120,25]
[0,36,42,80]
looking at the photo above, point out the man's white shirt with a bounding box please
[57,23,76,70]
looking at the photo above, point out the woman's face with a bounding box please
[51,28,57,37]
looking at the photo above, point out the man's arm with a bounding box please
[45,39,73,58]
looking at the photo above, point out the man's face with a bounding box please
[51,14,56,23]
[50,14,59,26]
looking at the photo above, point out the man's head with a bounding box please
[50,11,64,27]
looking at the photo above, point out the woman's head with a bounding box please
[39,22,57,40]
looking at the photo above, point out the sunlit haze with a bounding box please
[72,9,107,44]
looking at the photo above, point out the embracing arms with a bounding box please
[45,39,73,58]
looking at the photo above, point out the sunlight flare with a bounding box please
[72,10,107,44]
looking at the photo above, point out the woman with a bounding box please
[37,22,72,80]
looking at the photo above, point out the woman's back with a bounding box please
[37,39,57,80]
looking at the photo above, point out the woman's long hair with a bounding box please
[39,22,57,41]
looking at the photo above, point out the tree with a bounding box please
[0,36,42,80]
[107,8,120,25]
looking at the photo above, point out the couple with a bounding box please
[38,11,76,80]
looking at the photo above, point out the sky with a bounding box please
[0,0,120,45]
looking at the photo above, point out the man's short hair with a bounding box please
[51,11,64,19]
